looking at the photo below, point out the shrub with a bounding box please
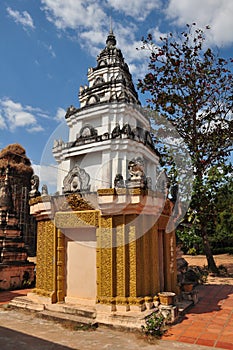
[142,311,166,338]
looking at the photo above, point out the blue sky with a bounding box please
[0,0,232,192]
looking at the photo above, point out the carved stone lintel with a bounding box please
[61,194,94,211]
[63,165,90,194]
[79,124,98,139]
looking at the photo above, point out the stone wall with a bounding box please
[0,263,35,290]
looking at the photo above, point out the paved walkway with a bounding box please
[0,285,233,349]
[0,289,32,306]
[162,284,233,349]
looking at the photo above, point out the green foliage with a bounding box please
[142,311,166,338]
[176,226,202,254]
[188,266,209,284]
[138,24,233,171]
[187,247,197,255]
[214,177,233,243]
[138,24,233,272]
[177,166,232,255]
[212,247,233,255]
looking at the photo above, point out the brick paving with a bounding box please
[162,283,233,349]
[1,254,233,350]
[0,289,31,305]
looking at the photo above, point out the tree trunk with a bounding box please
[201,227,219,274]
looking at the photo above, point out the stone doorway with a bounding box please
[64,227,97,305]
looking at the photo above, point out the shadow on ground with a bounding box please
[188,284,233,314]
[0,326,76,350]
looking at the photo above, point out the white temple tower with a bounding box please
[53,30,159,195]
[22,30,178,321]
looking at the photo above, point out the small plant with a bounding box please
[142,311,166,338]
[73,323,95,331]
[189,265,209,284]
[62,321,97,331]
[218,264,228,276]
[187,247,197,256]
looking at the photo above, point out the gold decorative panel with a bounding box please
[114,215,125,297]
[36,221,45,291]
[126,214,137,297]
[35,220,55,299]
[97,188,116,195]
[56,228,65,302]
[142,215,151,295]
[163,231,178,293]
[96,216,113,300]
[150,219,160,293]
[55,210,99,228]
[96,212,175,304]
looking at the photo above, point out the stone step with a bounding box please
[9,296,97,327]
[37,309,97,328]
[45,303,96,319]
[9,296,44,311]
[177,300,193,315]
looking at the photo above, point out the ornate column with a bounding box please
[96,215,114,306]
[29,196,57,303]
[96,189,176,311]
[158,200,178,294]
[56,228,65,302]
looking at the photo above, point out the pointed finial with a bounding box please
[110,16,113,34]
[106,17,116,47]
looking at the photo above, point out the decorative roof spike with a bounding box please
[106,19,116,48]
[109,16,113,34]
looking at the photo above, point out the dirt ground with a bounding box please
[183,253,233,285]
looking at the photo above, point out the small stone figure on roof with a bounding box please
[41,184,48,196]
[111,123,121,139]
[127,157,148,189]
[114,174,125,188]
[65,105,76,118]
[29,174,41,198]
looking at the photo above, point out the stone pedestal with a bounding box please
[158,304,178,323]
[28,191,178,312]
[182,289,199,304]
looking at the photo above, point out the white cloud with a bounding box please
[43,42,56,58]
[41,0,106,30]
[6,7,35,30]
[108,0,161,21]
[54,107,66,122]
[39,1,161,79]
[38,0,233,95]
[0,98,44,132]
[165,0,233,47]
[79,29,106,55]
[27,125,44,133]
[0,115,7,129]
[32,163,58,193]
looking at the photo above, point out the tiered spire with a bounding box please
[77,29,140,109]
